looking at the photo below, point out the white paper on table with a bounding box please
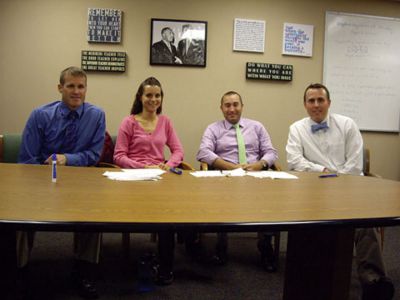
[190,169,297,179]
[103,169,164,181]
[246,171,298,179]
[222,168,246,177]
[190,171,225,177]
[121,169,166,176]
[190,168,247,177]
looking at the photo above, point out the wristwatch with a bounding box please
[261,160,268,170]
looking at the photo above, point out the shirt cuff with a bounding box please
[64,153,76,166]
[202,153,219,166]
[313,164,326,173]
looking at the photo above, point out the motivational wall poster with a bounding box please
[87,8,122,43]
[246,62,293,81]
[282,23,313,57]
[81,51,126,72]
[233,18,265,53]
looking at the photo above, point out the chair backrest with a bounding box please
[97,133,194,170]
[0,134,22,163]
[0,133,263,173]
[0,133,116,166]
[363,148,370,176]
[361,148,384,248]
[98,132,115,165]
[179,161,195,171]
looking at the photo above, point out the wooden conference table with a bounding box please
[0,163,400,299]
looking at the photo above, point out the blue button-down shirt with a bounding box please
[18,100,106,166]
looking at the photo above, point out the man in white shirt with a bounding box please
[286,83,394,300]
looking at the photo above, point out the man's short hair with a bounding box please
[220,91,243,105]
[161,27,172,35]
[182,24,192,31]
[303,83,330,102]
[59,66,87,85]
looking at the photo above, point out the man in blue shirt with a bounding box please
[18,66,106,299]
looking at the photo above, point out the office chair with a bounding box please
[98,134,197,257]
[96,131,116,168]
[0,134,22,163]
[363,147,384,249]
[199,161,281,270]
[0,134,36,250]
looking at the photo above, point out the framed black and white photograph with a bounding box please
[150,18,207,67]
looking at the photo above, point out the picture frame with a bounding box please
[282,22,314,57]
[87,8,122,43]
[150,18,207,67]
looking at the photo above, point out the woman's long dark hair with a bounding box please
[130,77,164,115]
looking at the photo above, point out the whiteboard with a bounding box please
[323,11,400,132]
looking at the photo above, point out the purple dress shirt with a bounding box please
[196,118,278,167]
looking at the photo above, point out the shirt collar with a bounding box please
[162,40,172,50]
[59,101,84,119]
[223,118,244,129]
[309,114,330,127]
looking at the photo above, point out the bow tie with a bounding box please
[311,121,328,133]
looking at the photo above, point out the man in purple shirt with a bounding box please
[196,91,279,271]
[197,91,277,170]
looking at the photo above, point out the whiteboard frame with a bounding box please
[323,11,400,133]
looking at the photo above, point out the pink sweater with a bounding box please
[113,115,184,168]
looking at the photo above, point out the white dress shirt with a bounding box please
[286,113,363,175]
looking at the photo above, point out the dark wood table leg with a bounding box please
[283,227,355,300]
[0,228,17,300]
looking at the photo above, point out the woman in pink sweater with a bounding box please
[114,77,183,169]
[114,77,184,286]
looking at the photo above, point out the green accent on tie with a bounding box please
[234,123,247,164]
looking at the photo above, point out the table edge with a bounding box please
[1,216,400,232]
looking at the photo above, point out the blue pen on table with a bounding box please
[319,173,338,178]
[169,167,182,175]
[51,153,57,183]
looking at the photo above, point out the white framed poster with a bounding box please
[233,18,265,53]
[282,23,313,57]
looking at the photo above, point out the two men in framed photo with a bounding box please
[151,19,207,67]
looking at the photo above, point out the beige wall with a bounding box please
[1,0,399,180]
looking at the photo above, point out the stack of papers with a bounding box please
[223,168,247,177]
[189,171,225,177]
[190,169,248,177]
[190,168,298,179]
[247,171,298,179]
[103,169,166,181]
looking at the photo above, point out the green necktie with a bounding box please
[234,123,247,164]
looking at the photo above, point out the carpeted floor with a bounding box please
[22,226,400,299]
